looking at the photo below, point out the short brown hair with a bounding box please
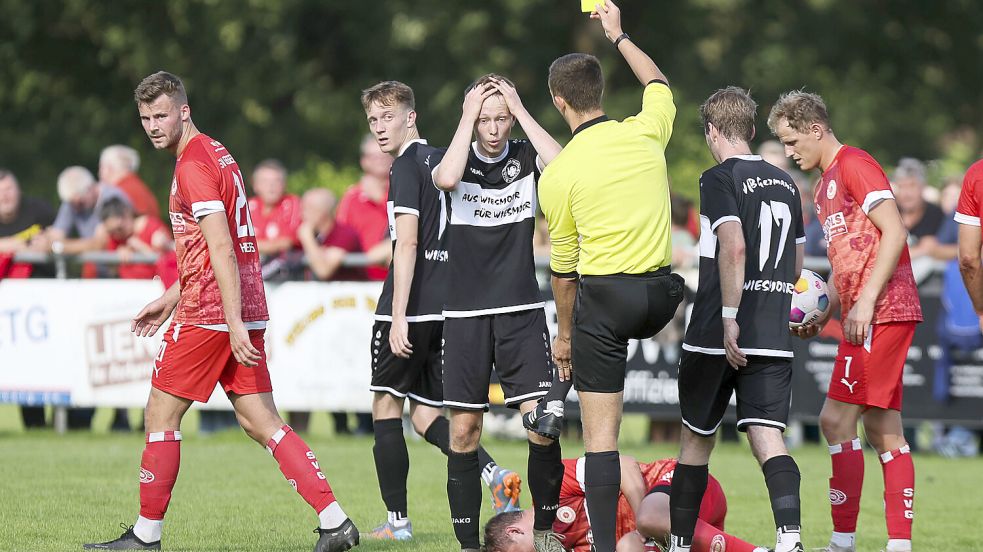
[482,511,523,552]
[700,86,757,143]
[466,73,517,98]
[361,80,415,111]
[134,71,188,105]
[767,90,830,134]
[548,53,604,113]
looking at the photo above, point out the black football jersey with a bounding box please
[441,140,544,316]
[683,155,805,356]
[375,140,448,321]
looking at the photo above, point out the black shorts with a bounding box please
[572,269,685,393]
[441,309,553,410]
[369,320,443,406]
[677,351,792,435]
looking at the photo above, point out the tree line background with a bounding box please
[1,0,980,206]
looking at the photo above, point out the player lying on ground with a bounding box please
[482,455,768,552]
[83,71,357,552]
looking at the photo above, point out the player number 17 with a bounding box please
[757,200,792,271]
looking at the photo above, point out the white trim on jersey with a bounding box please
[398,138,428,157]
[369,385,408,398]
[732,154,763,161]
[737,418,787,430]
[392,206,420,216]
[682,417,723,436]
[535,155,545,172]
[711,215,742,232]
[861,190,894,214]
[195,321,268,332]
[471,141,509,164]
[191,200,224,221]
[443,399,490,410]
[406,393,444,407]
[682,343,794,358]
[504,390,549,405]
[795,236,807,244]
[442,302,545,318]
[954,211,981,226]
[373,313,445,323]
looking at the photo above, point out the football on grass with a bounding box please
[790,269,830,328]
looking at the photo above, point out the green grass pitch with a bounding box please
[0,406,979,551]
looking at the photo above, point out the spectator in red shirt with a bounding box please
[336,135,393,280]
[248,158,302,256]
[298,188,365,283]
[100,145,161,218]
[98,197,177,286]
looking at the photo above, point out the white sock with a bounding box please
[480,462,497,486]
[133,516,162,543]
[886,539,912,551]
[830,531,855,548]
[775,526,802,552]
[387,510,409,528]
[668,535,691,552]
[318,501,348,529]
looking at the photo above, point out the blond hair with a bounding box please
[767,90,830,134]
[700,86,757,143]
[360,81,415,111]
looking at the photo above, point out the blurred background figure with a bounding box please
[336,135,393,281]
[759,138,806,182]
[248,159,303,280]
[97,197,176,286]
[99,145,160,218]
[892,158,945,263]
[297,187,369,434]
[44,166,131,251]
[670,194,697,270]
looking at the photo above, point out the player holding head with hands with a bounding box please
[84,71,357,552]
[769,91,922,552]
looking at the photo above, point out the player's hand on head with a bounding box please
[490,78,525,117]
[589,0,623,42]
[463,82,497,121]
[229,322,261,367]
[722,318,747,369]
[552,335,572,381]
[389,316,413,359]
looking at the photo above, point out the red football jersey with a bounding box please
[814,146,922,324]
[955,159,983,228]
[336,180,390,281]
[108,216,166,280]
[247,193,302,245]
[168,134,269,325]
[554,458,675,551]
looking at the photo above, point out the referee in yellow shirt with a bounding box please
[533,2,684,550]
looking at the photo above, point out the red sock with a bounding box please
[139,431,182,520]
[880,445,914,540]
[692,518,760,552]
[267,425,336,513]
[829,438,864,533]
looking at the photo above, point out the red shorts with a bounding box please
[827,322,916,410]
[152,324,272,402]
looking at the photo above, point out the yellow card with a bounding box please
[581,0,605,13]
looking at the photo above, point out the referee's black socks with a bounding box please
[669,462,709,549]
[527,440,563,531]
[372,418,409,519]
[762,454,801,529]
[447,449,482,550]
[584,451,621,551]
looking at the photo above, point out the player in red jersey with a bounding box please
[482,456,766,552]
[84,72,358,552]
[954,159,983,333]
[769,92,921,552]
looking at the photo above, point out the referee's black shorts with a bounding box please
[572,268,685,393]
[677,351,792,435]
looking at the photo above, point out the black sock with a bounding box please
[447,450,481,549]
[372,418,408,517]
[425,417,496,471]
[528,440,564,531]
[542,369,574,404]
[584,451,621,551]
[762,454,801,529]
[669,463,709,543]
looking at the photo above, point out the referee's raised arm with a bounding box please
[534,2,686,550]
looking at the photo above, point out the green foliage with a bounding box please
[0,0,981,209]
[287,159,362,198]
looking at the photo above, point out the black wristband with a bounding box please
[613,32,630,48]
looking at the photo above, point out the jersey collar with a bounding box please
[471,141,510,164]
[398,138,428,157]
[573,115,610,136]
[730,154,762,161]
